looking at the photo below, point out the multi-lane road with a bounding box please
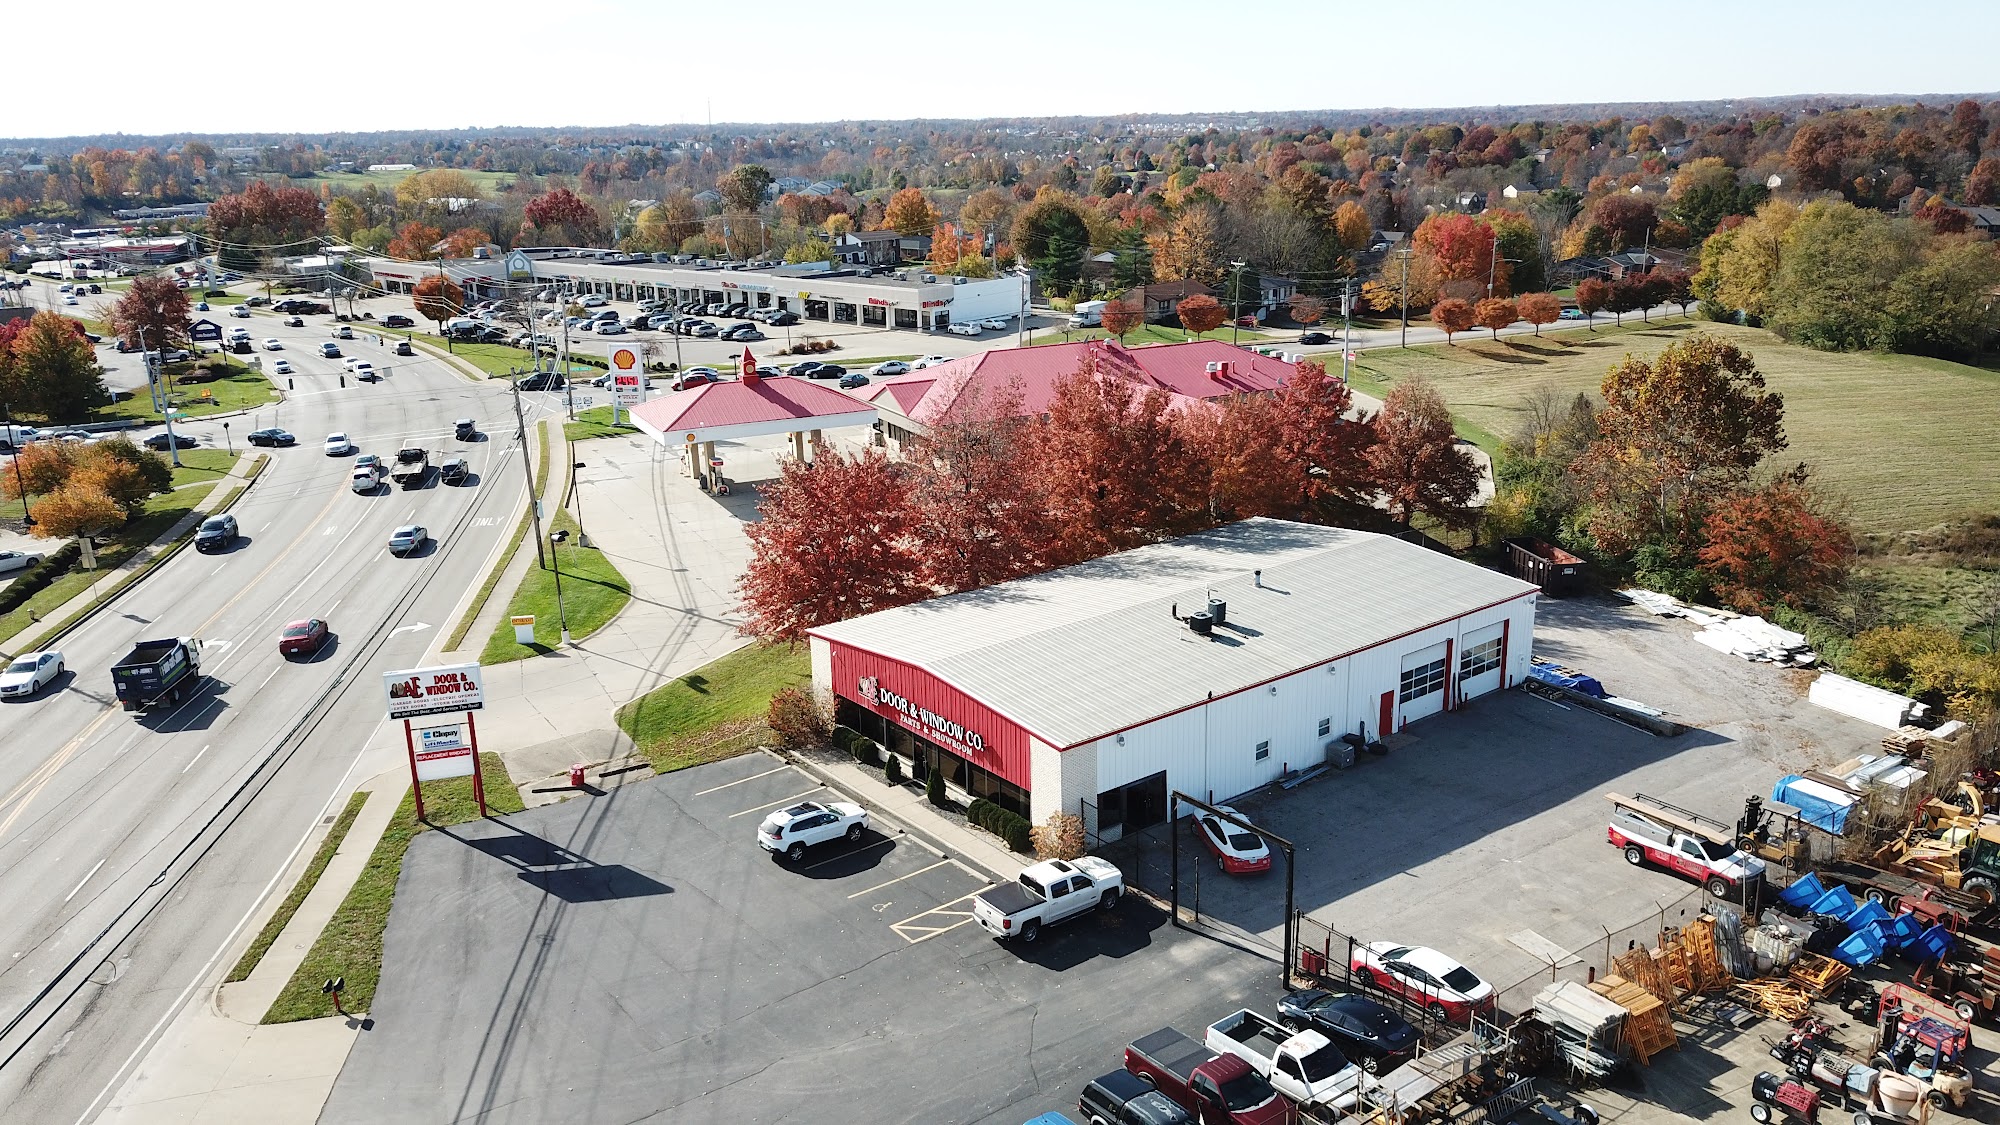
[0,306,552,1124]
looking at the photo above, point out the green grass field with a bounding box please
[563,405,639,442]
[1348,319,2000,536]
[480,510,631,663]
[0,482,215,648]
[283,168,516,193]
[96,363,277,423]
[616,643,812,773]
[168,448,238,488]
[262,754,521,1023]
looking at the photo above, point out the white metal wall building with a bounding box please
[810,519,1540,841]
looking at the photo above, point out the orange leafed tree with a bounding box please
[883,188,940,236]
[1430,298,1475,344]
[386,222,444,261]
[1517,292,1562,335]
[1697,477,1852,613]
[1099,297,1142,341]
[440,227,490,258]
[1574,278,1611,327]
[737,447,926,641]
[31,481,124,566]
[1364,376,1481,528]
[929,222,979,270]
[412,275,465,324]
[1175,294,1226,338]
[0,442,75,500]
[1289,294,1326,327]
[1474,297,1518,339]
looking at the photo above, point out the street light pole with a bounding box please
[569,458,588,548]
[1229,260,1246,346]
[549,529,572,646]
[5,403,31,527]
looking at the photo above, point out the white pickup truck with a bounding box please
[1204,1009,1369,1110]
[1606,792,1766,900]
[972,857,1123,943]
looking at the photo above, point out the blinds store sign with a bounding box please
[859,676,985,752]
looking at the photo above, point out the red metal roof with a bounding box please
[874,340,1295,429]
[629,375,873,432]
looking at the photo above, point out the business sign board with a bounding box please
[607,343,643,404]
[505,250,534,281]
[384,663,485,720]
[413,723,475,780]
[189,319,222,342]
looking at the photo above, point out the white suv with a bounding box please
[757,800,868,863]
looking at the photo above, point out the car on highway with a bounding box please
[439,457,469,485]
[332,325,354,339]
[262,338,282,350]
[1196,806,1272,874]
[143,433,197,450]
[947,322,982,336]
[838,372,870,389]
[0,550,43,574]
[1273,990,1419,1075]
[1299,332,1332,345]
[912,355,952,369]
[319,342,342,358]
[757,800,869,863]
[278,619,329,658]
[1349,942,1495,1024]
[1558,308,1587,320]
[394,341,415,356]
[246,428,295,447]
[193,514,239,553]
[244,295,269,307]
[870,361,910,376]
[354,454,382,473]
[61,294,77,305]
[284,316,305,327]
[351,465,383,493]
[387,525,428,556]
[812,364,848,380]
[324,432,353,455]
[230,306,252,319]
[454,418,478,441]
[383,314,414,328]
[517,372,565,392]
[350,362,378,381]
[0,650,64,698]
[271,359,293,374]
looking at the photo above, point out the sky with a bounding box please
[18,0,1996,139]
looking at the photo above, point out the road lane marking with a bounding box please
[182,745,208,774]
[847,860,948,898]
[725,787,824,818]
[62,859,106,904]
[326,598,341,615]
[693,765,789,795]
[889,893,984,943]
[210,563,225,576]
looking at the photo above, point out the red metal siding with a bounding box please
[827,643,1033,789]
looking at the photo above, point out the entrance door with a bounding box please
[1124,771,1168,832]
[1398,643,1449,726]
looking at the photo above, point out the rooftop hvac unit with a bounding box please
[1205,361,1222,373]
[1188,611,1213,636]
[1207,598,1227,625]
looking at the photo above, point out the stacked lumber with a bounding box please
[1731,979,1813,1020]
[1589,974,1678,1064]
[1683,916,1732,993]
[1883,727,1934,755]
[1787,953,1850,997]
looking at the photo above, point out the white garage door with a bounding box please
[1398,642,1449,726]
[1457,623,1506,702]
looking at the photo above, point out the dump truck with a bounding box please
[111,637,203,711]
[392,447,429,488]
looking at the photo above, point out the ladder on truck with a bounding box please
[1605,792,1736,845]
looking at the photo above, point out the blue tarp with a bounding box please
[1772,775,1855,835]
[1527,661,1605,698]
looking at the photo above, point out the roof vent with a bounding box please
[1188,611,1213,636]
[1207,598,1227,626]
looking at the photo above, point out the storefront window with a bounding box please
[861,305,887,326]
[832,303,857,324]
[804,299,830,320]
[894,308,918,329]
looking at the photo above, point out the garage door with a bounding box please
[1457,623,1505,702]
[1398,642,1449,726]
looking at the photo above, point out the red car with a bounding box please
[279,618,329,657]
[1196,806,1272,874]
[1350,941,1495,1025]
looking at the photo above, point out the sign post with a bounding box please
[606,343,642,425]
[386,663,488,820]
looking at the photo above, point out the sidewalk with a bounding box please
[93,768,405,1125]
[788,745,1022,881]
[10,449,262,657]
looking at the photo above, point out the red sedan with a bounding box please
[279,618,329,658]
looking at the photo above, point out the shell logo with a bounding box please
[610,347,638,370]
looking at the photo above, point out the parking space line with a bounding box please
[725,787,824,818]
[889,891,983,944]
[846,859,949,897]
[800,836,895,872]
[694,765,791,796]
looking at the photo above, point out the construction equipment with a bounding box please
[1740,795,1819,868]
[1874,984,1975,1110]
[1910,935,2000,1023]
[1749,1071,1821,1125]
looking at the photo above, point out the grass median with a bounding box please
[479,509,631,663]
[263,753,522,1023]
[563,405,639,442]
[445,423,549,653]
[616,643,811,773]
[227,790,369,983]
[168,448,237,488]
[97,363,277,423]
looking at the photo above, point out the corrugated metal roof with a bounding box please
[812,519,1538,748]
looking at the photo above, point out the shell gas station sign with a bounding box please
[608,344,644,405]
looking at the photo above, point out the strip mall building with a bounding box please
[809,519,1539,840]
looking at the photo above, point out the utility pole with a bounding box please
[1017,266,1031,348]
[510,368,547,569]
[1341,277,1355,385]
[1398,248,1412,349]
[1229,260,1246,346]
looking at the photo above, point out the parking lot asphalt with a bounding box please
[321,752,1286,1125]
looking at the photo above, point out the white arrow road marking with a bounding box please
[390,622,431,637]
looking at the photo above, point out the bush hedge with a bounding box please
[968,798,1033,853]
[884,753,903,784]
[0,541,81,614]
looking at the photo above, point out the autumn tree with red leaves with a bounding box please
[1517,292,1562,335]
[1474,297,1518,339]
[1099,296,1142,342]
[440,227,491,258]
[1271,360,1374,508]
[1574,278,1611,327]
[1411,212,1496,299]
[412,274,465,326]
[1289,294,1326,328]
[1184,392,1301,523]
[1364,376,1481,528]
[738,447,926,641]
[906,382,1062,593]
[1430,298,1475,344]
[207,180,324,269]
[1032,360,1206,560]
[387,222,445,261]
[1697,475,1852,614]
[110,276,192,351]
[519,186,605,246]
[1175,294,1226,338]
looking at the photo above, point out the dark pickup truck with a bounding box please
[1124,1028,1288,1125]
[111,637,203,711]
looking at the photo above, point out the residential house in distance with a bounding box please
[833,230,902,267]
[1127,279,1214,324]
